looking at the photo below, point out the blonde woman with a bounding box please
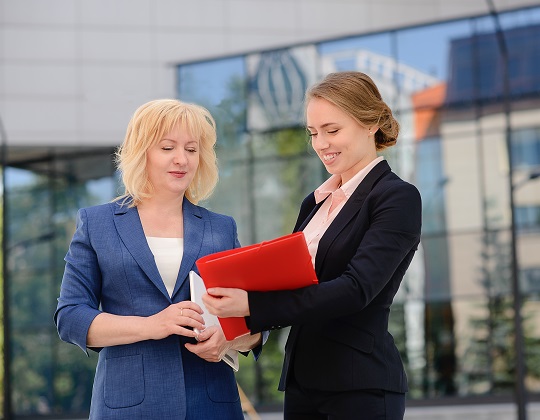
[55,99,262,419]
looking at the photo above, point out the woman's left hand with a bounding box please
[202,287,250,318]
[184,325,230,362]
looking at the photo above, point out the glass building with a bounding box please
[2,4,540,418]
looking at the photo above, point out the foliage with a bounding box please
[7,170,103,415]
[462,226,540,395]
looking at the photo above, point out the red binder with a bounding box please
[196,232,318,340]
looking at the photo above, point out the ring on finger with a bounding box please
[180,308,184,317]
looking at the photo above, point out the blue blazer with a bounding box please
[248,160,422,393]
[55,199,247,419]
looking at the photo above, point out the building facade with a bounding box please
[1,0,540,418]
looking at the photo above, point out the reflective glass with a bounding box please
[246,45,318,132]
[204,157,252,245]
[451,297,515,397]
[169,4,540,409]
[522,296,540,394]
[6,152,117,416]
[178,57,248,159]
[252,149,324,241]
[318,33,400,109]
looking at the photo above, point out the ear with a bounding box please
[368,126,379,135]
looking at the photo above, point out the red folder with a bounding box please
[196,232,318,340]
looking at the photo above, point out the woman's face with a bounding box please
[306,97,378,184]
[146,124,199,199]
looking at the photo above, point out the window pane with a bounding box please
[6,151,117,416]
[178,57,248,159]
[246,46,318,132]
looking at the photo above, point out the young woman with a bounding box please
[203,72,422,420]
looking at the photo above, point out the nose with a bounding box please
[311,134,329,151]
[173,150,188,165]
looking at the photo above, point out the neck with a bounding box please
[139,193,184,214]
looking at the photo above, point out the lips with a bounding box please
[169,171,187,178]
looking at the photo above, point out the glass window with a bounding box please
[178,57,248,159]
[512,128,540,169]
[246,46,318,132]
[319,33,401,109]
[522,268,540,295]
[173,4,540,408]
[6,150,117,416]
[516,206,540,231]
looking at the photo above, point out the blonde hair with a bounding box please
[305,71,399,151]
[115,99,218,206]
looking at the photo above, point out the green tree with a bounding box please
[463,225,540,394]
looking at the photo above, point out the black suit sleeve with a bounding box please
[247,181,421,333]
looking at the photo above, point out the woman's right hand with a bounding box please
[146,301,205,340]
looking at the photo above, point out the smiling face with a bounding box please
[306,97,378,184]
[146,123,199,199]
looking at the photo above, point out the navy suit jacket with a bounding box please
[248,160,422,393]
[55,199,248,419]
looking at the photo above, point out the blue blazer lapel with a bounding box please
[171,199,205,298]
[113,203,170,298]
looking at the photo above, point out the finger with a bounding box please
[179,308,206,325]
[176,301,203,314]
[174,326,200,338]
[176,315,205,332]
[201,294,219,311]
[206,287,228,297]
[196,325,219,342]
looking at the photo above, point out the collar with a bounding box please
[314,156,385,204]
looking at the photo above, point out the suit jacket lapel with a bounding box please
[296,198,325,232]
[113,203,170,298]
[314,160,391,274]
[171,199,204,298]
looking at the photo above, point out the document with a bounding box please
[196,232,318,340]
[189,271,239,371]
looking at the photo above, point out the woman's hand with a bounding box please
[202,287,250,318]
[145,301,205,340]
[186,325,263,362]
[185,325,231,362]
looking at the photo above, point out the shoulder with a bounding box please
[375,169,421,202]
[188,201,237,229]
[371,172,422,224]
[74,202,126,230]
[204,207,236,225]
[78,202,121,218]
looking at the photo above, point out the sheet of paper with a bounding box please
[189,271,239,371]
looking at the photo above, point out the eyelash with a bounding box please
[307,129,338,137]
[161,147,198,153]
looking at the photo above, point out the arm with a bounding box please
[205,182,422,332]
[87,302,204,348]
[55,208,205,352]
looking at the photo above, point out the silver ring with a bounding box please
[180,308,184,317]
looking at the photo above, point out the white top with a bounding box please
[146,237,184,297]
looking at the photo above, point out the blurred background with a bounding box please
[1,0,540,418]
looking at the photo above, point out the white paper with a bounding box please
[189,271,239,371]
